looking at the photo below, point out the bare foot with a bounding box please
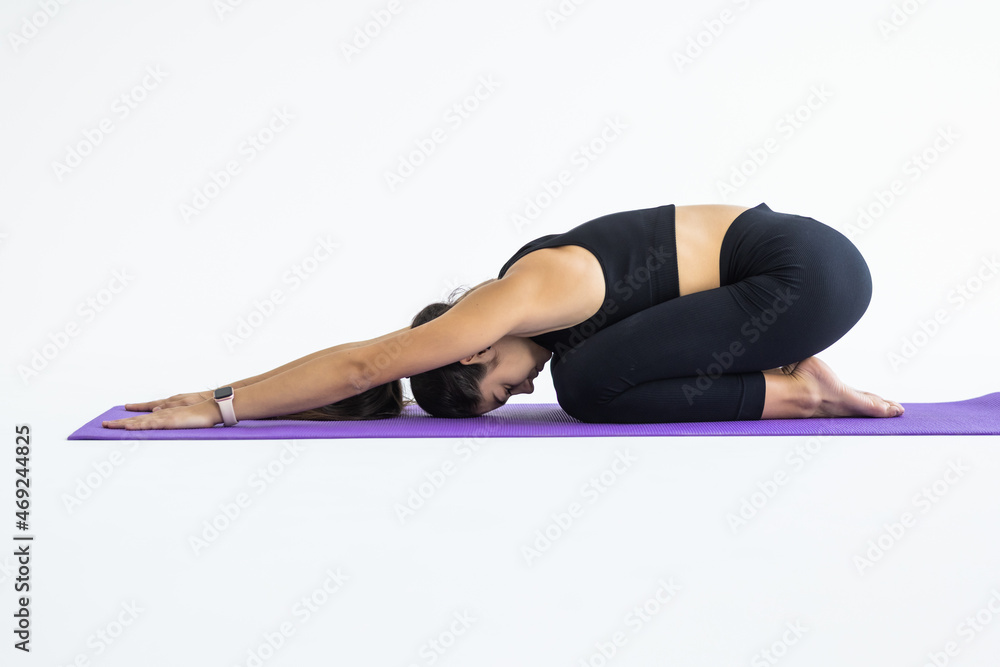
[787,357,904,418]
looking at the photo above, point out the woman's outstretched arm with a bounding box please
[102,275,540,430]
[123,326,412,412]
[105,349,375,429]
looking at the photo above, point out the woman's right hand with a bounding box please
[125,390,215,412]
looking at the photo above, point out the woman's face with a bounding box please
[462,336,552,415]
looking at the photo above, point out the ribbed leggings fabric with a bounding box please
[551,203,873,423]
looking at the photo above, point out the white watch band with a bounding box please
[214,387,239,426]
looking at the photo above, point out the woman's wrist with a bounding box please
[198,398,224,426]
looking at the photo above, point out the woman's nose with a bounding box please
[515,378,534,394]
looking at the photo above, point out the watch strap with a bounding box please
[213,386,238,426]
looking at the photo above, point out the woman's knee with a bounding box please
[556,390,612,423]
[552,361,607,422]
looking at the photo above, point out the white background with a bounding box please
[3,0,999,664]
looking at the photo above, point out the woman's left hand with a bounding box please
[102,401,221,430]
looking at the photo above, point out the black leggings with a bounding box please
[551,203,873,423]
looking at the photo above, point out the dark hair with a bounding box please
[266,378,411,421]
[409,281,500,418]
[264,279,497,421]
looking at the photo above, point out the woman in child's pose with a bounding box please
[104,202,903,430]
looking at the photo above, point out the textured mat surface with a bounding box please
[68,393,1000,439]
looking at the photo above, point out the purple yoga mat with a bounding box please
[68,393,1000,439]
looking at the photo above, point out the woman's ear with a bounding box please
[458,346,492,365]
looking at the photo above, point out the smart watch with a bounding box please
[213,386,239,426]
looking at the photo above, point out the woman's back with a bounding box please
[496,203,753,361]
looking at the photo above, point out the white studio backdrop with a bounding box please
[2,0,999,665]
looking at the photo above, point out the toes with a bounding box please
[856,390,905,417]
[880,398,902,417]
[863,393,890,414]
[856,391,890,417]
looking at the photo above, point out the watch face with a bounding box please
[214,386,234,400]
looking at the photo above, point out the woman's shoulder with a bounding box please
[498,233,561,279]
[494,245,608,335]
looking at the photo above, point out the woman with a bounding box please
[103,202,903,430]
